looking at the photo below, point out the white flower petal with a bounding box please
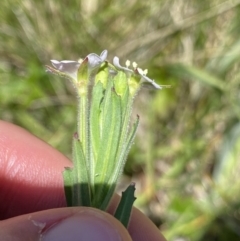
[86,50,108,69]
[87,54,103,68]
[100,50,108,62]
[87,50,108,69]
[142,75,162,89]
[136,68,162,89]
[51,60,80,72]
[113,56,133,74]
[113,56,121,69]
[50,60,80,80]
[132,62,138,68]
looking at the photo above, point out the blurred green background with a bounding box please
[1,0,240,240]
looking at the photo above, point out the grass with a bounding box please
[1,0,240,240]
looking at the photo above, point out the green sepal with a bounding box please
[113,70,132,170]
[122,115,140,163]
[95,61,109,87]
[93,76,122,209]
[114,183,137,228]
[111,115,140,186]
[63,167,73,206]
[72,133,91,206]
[90,81,104,163]
[114,71,128,97]
[77,58,89,96]
[129,74,141,97]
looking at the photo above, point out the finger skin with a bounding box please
[0,120,166,241]
[0,120,71,219]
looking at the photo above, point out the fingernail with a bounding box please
[41,209,122,241]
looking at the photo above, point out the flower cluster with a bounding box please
[46,50,164,95]
[46,50,167,211]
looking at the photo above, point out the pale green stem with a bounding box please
[77,91,93,202]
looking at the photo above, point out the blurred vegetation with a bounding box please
[1,0,240,240]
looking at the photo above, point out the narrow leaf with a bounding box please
[111,116,140,185]
[72,134,91,206]
[63,167,73,206]
[93,79,122,209]
[114,183,136,228]
[90,82,104,163]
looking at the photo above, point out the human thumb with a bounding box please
[0,207,131,241]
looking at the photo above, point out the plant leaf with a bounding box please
[114,183,136,228]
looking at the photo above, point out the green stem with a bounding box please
[77,90,94,203]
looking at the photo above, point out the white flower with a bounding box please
[87,50,108,69]
[113,56,133,76]
[50,60,80,80]
[47,50,108,81]
[113,56,162,89]
[136,68,162,89]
